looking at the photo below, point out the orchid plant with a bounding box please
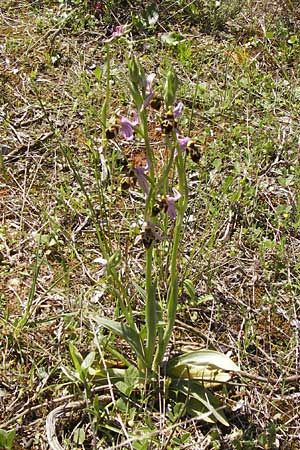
[84,42,239,428]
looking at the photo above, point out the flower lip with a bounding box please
[142,220,164,248]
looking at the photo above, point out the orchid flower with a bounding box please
[142,220,164,248]
[105,25,125,42]
[120,113,139,140]
[166,188,181,219]
[135,158,151,194]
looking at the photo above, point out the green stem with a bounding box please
[145,247,157,370]
[153,132,188,368]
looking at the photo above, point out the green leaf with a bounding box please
[89,366,127,384]
[128,57,146,92]
[69,343,84,379]
[132,281,146,301]
[0,429,16,450]
[173,401,186,420]
[145,280,157,367]
[92,317,147,367]
[185,397,215,424]
[265,31,274,40]
[61,365,80,383]
[161,31,184,46]
[288,35,299,45]
[94,66,101,81]
[166,350,239,387]
[125,364,140,386]
[73,428,86,445]
[183,279,195,301]
[167,350,240,373]
[115,365,141,396]
[116,380,132,396]
[81,351,96,371]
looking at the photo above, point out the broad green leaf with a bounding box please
[0,428,16,450]
[124,364,140,387]
[61,365,80,382]
[155,278,178,367]
[116,380,132,396]
[73,428,86,445]
[173,402,186,420]
[185,397,215,424]
[128,57,146,88]
[89,366,148,393]
[168,367,232,386]
[164,70,179,108]
[81,351,96,371]
[167,350,240,373]
[94,66,101,81]
[89,366,127,384]
[288,35,299,45]
[161,31,184,46]
[132,281,146,301]
[116,365,141,395]
[129,84,144,110]
[92,317,147,366]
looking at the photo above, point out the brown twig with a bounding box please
[238,370,300,385]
